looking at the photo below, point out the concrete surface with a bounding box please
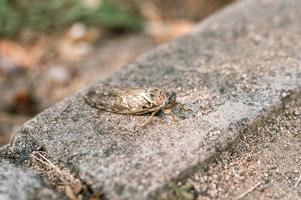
[161,93,301,200]
[2,0,301,199]
[0,160,59,200]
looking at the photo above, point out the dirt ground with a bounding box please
[0,33,157,147]
[161,96,301,199]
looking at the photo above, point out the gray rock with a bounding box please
[0,160,59,200]
[3,0,301,199]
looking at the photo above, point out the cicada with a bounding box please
[84,85,177,125]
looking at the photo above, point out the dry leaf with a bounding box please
[0,131,12,147]
[145,19,195,43]
[58,23,101,62]
[0,40,32,74]
[65,185,79,200]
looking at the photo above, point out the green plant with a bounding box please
[0,0,144,38]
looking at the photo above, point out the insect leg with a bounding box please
[163,109,177,122]
[141,110,160,127]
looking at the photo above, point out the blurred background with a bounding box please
[0,0,234,146]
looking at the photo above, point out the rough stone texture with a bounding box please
[2,0,301,199]
[0,160,59,200]
[176,90,301,200]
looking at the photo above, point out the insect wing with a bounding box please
[84,86,160,114]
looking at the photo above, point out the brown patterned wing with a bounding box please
[84,86,160,114]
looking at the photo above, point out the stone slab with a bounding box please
[0,160,59,200]
[2,0,301,199]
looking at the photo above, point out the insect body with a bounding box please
[84,85,177,125]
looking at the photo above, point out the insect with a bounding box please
[84,85,177,126]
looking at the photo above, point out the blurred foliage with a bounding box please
[0,0,144,37]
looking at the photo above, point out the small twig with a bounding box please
[236,181,262,200]
[31,152,61,173]
[29,151,89,199]
[30,154,52,167]
[33,152,58,169]
[30,151,71,184]
[294,173,301,188]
